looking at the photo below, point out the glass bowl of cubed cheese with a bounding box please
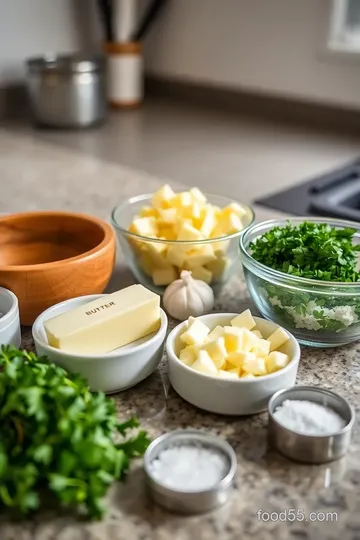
[111,185,255,295]
[166,310,300,415]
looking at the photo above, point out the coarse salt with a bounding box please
[273,399,346,436]
[149,443,229,491]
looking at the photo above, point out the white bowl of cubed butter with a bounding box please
[111,186,254,295]
[166,310,300,415]
[32,285,167,394]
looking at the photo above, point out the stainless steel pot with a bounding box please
[26,54,107,128]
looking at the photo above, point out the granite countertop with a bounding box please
[0,129,359,540]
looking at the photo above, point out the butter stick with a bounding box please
[44,285,161,355]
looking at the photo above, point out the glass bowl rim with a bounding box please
[111,192,255,245]
[239,216,360,289]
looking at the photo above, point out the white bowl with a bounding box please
[0,286,21,348]
[32,294,168,394]
[166,313,300,415]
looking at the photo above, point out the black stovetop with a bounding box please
[255,158,360,222]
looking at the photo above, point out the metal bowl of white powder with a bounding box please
[144,429,237,513]
[268,386,355,463]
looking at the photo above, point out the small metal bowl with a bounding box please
[268,386,355,464]
[144,429,237,513]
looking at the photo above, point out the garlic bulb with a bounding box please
[163,270,214,321]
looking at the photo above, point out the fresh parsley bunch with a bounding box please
[250,221,360,282]
[0,347,149,519]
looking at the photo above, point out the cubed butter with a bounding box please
[202,337,227,369]
[200,208,217,237]
[218,212,243,235]
[44,285,161,355]
[242,355,267,376]
[223,326,243,352]
[227,351,247,369]
[207,325,224,341]
[222,203,246,218]
[240,373,256,380]
[152,266,177,286]
[172,191,193,209]
[266,351,290,373]
[252,338,271,357]
[218,369,238,380]
[191,350,217,376]
[231,309,256,331]
[179,345,198,366]
[180,319,210,346]
[268,327,290,351]
[252,330,263,339]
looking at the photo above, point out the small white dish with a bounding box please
[32,294,168,394]
[0,286,21,348]
[166,313,300,416]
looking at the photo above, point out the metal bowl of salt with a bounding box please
[268,386,355,464]
[143,429,237,513]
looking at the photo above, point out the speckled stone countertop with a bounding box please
[0,130,359,540]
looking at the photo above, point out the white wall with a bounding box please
[144,0,360,110]
[0,0,99,87]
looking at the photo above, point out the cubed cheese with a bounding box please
[218,369,239,380]
[158,208,177,224]
[218,212,243,235]
[185,245,216,268]
[242,355,267,376]
[205,256,231,280]
[139,206,158,218]
[191,350,217,376]
[200,208,217,237]
[139,252,155,276]
[146,242,169,268]
[166,245,187,267]
[207,325,224,341]
[223,326,243,352]
[151,184,175,209]
[177,222,203,241]
[231,309,256,331]
[189,266,213,284]
[173,218,192,236]
[172,192,193,209]
[157,225,177,240]
[182,202,202,220]
[179,345,198,366]
[152,266,177,286]
[266,351,290,373]
[267,327,290,351]
[202,337,227,369]
[190,187,207,204]
[131,216,157,238]
[180,319,210,346]
[222,203,246,219]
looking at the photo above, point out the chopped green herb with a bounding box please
[249,222,360,332]
[0,347,150,519]
[250,221,360,282]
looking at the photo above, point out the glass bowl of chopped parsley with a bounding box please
[239,218,360,347]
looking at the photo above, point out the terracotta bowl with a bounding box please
[0,211,116,325]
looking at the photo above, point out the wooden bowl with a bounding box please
[0,211,116,325]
